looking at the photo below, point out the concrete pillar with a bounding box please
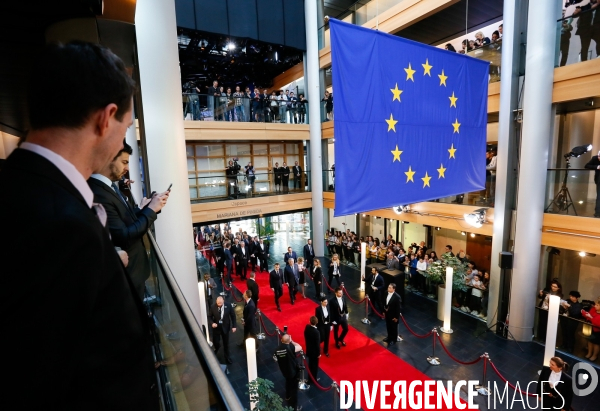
[487,0,527,330]
[508,0,562,341]
[305,0,325,256]
[135,0,200,319]
[125,124,143,203]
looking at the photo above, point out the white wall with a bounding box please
[401,223,427,247]
[432,228,467,257]
[328,208,356,233]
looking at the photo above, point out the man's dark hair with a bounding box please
[446,245,453,250]
[28,42,136,130]
[389,283,396,290]
[115,140,133,159]
[334,287,342,293]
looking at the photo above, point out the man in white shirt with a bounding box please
[329,287,349,349]
[383,284,402,346]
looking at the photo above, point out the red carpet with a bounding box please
[233,269,465,411]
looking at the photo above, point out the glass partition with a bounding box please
[183,93,309,124]
[545,168,596,217]
[146,233,244,410]
[466,40,502,83]
[323,169,335,192]
[556,7,599,67]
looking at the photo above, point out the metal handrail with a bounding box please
[148,233,244,411]
[546,168,592,171]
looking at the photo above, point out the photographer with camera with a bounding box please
[245,162,255,193]
[226,158,241,199]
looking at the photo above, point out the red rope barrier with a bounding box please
[221,276,232,291]
[342,286,366,305]
[323,277,336,292]
[302,358,333,391]
[258,314,278,337]
[435,333,483,365]
[488,359,537,397]
[231,289,243,302]
[367,298,385,318]
[399,315,433,338]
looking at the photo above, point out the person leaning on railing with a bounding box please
[582,297,600,361]
[585,150,600,217]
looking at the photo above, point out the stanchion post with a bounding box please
[361,295,371,324]
[397,314,404,342]
[332,382,339,411]
[256,310,265,340]
[426,328,440,365]
[543,295,561,366]
[475,353,491,396]
[440,267,454,334]
[246,338,258,410]
[320,276,326,298]
[219,273,228,296]
[197,282,212,345]
[360,242,366,291]
[298,352,310,390]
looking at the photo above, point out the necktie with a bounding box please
[111,182,128,206]
[92,203,107,227]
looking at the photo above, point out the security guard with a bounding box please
[274,333,302,411]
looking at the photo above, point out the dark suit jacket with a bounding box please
[243,298,258,333]
[88,177,157,298]
[293,165,302,179]
[285,264,300,287]
[312,267,323,284]
[371,273,385,300]
[270,268,285,289]
[585,156,600,184]
[537,366,573,411]
[303,244,315,261]
[208,303,236,333]
[384,292,402,320]
[284,251,298,263]
[315,305,330,326]
[0,149,156,409]
[304,325,321,358]
[237,244,249,266]
[247,279,259,302]
[256,242,270,257]
[329,296,349,322]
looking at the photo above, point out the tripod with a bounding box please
[545,158,577,215]
[475,320,525,353]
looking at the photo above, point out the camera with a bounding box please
[229,157,241,173]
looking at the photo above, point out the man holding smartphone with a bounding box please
[89,141,170,299]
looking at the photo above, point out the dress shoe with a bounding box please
[341,341,346,346]
[336,343,341,349]
[383,338,389,343]
[291,301,295,305]
[325,353,330,357]
[277,307,282,312]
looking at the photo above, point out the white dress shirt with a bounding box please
[548,370,562,389]
[20,142,94,207]
[386,292,393,305]
[337,296,344,311]
[321,306,328,319]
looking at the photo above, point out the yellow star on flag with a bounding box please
[438,69,448,86]
[391,145,403,162]
[422,59,433,76]
[385,114,398,132]
[404,63,416,82]
[448,143,457,158]
[437,163,446,178]
[421,172,432,188]
[405,166,416,183]
[449,92,458,108]
[452,119,461,133]
[390,83,403,102]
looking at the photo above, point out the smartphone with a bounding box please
[167,183,173,192]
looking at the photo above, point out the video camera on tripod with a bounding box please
[546,144,592,215]
[230,157,241,173]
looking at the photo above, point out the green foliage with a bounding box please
[255,218,275,243]
[246,378,294,411]
[426,253,468,291]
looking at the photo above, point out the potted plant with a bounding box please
[246,378,293,411]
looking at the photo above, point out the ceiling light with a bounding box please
[435,227,441,231]
[578,251,596,257]
[461,231,466,236]
[464,208,487,228]
[393,205,410,215]
[579,251,586,257]
[578,201,584,204]
[470,233,476,238]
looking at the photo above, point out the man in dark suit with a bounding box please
[0,42,157,409]
[223,242,233,283]
[270,263,285,311]
[585,151,600,217]
[383,284,402,346]
[247,272,259,307]
[285,258,300,305]
[303,316,321,381]
[330,287,349,349]
[281,162,290,193]
[292,161,303,190]
[88,141,169,299]
[303,239,315,272]
[242,290,259,345]
[274,334,302,411]
[256,238,270,272]
[315,297,331,357]
[273,161,282,192]
[284,246,298,263]
[208,296,236,364]
[369,268,385,314]
[236,241,249,279]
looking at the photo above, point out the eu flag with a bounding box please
[330,19,489,216]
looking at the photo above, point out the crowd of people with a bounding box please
[560,0,600,66]
[443,24,503,54]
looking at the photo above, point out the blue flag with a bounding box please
[330,19,489,216]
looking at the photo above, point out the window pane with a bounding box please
[186,145,194,157]
[199,184,227,198]
[286,155,300,166]
[195,144,224,157]
[226,144,251,157]
[286,144,299,154]
[196,158,224,173]
[270,144,283,155]
[254,144,268,155]
[253,156,269,169]
[187,158,196,172]
[189,187,198,199]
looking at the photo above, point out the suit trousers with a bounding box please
[308,355,319,380]
[285,371,299,407]
[238,263,248,279]
[385,317,398,342]
[333,317,348,343]
[212,328,231,361]
[318,325,330,354]
[259,255,268,272]
[288,284,297,303]
[328,274,342,291]
[274,286,283,308]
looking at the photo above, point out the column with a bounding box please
[487,0,527,330]
[305,0,325,256]
[508,0,562,341]
[135,0,200,318]
[125,124,143,203]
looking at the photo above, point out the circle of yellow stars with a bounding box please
[386,58,460,188]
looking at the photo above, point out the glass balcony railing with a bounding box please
[146,233,244,410]
[466,40,502,84]
[544,168,596,217]
[189,171,311,203]
[183,93,310,124]
[556,7,599,68]
[323,169,335,192]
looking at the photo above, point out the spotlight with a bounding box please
[464,208,487,228]
[227,42,236,50]
[402,221,410,224]
[435,227,441,231]
[579,252,596,257]
[564,144,592,160]
[470,233,476,238]
[461,231,466,236]
[393,205,410,215]
[579,251,586,257]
